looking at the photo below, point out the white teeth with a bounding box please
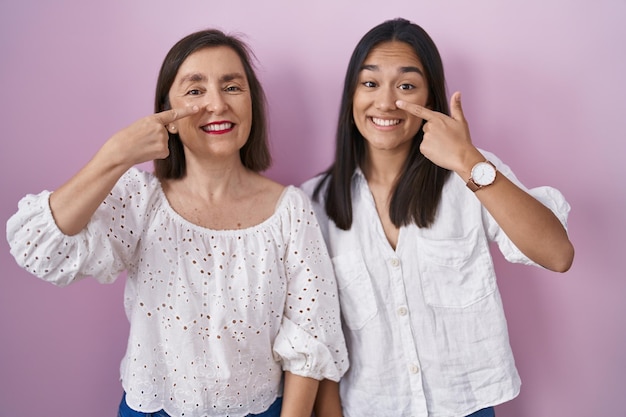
[372,117,400,127]
[203,122,233,132]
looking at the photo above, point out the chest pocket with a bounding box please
[417,228,496,308]
[332,251,378,330]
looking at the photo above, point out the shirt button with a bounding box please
[397,306,408,316]
[390,258,400,267]
[409,364,420,374]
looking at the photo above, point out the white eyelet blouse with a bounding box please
[7,167,349,417]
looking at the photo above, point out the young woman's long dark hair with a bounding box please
[314,18,452,230]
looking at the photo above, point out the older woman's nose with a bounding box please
[204,92,228,114]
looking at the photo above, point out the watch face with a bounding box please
[471,162,497,186]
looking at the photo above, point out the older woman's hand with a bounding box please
[107,105,199,167]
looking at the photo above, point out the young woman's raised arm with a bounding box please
[397,93,574,272]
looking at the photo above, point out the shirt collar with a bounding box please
[353,166,366,183]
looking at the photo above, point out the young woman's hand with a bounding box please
[397,91,483,175]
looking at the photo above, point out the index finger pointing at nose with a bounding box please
[155,105,200,125]
[396,100,436,121]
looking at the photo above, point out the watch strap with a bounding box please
[466,177,482,192]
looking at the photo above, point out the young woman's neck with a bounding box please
[362,147,409,187]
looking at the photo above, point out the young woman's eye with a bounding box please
[399,83,415,91]
[362,81,377,88]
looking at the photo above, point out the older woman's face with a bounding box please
[168,46,252,161]
[352,41,429,155]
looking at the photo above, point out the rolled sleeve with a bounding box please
[273,316,345,381]
[482,151,572,266]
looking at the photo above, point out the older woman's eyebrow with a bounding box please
[178,73,207,84]
[220,72,246,83]
[177,72,246,85]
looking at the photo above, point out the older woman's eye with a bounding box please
[186,89,201,96]
[224,85,242,92]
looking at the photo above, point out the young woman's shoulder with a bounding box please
[299,174,327,201]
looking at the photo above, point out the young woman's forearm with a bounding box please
[280,372,319,417]
[467,170,574,272]
[313,379,343,417]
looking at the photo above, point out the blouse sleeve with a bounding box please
[482,150,572,266]
[272,187,349,382]
[6,168,153,286]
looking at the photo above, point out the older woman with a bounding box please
[7,29,347,417]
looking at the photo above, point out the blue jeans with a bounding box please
[467,407,495,417]
[118,393,282,417]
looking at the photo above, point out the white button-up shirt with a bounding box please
[301,150,571,417]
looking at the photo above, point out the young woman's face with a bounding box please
[168,46,252,160]
[352,41,429,155]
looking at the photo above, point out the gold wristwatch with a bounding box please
[466,160,497,192]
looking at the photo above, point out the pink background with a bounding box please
[1,1,624,416]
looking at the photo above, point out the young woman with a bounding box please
[303,18,574,417]
[7,29,348,417]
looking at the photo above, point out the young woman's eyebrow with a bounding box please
[360,64,379,72]
[359,64,424,76]
[399,66,423,76]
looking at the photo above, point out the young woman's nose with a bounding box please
[375,87,398,111]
